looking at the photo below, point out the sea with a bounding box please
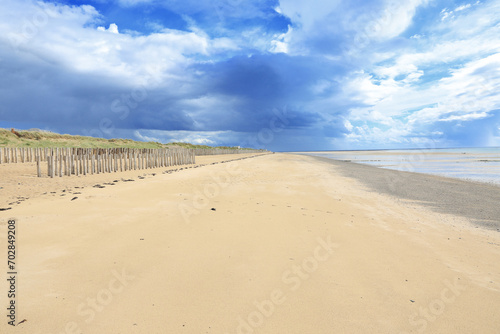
[301,147,500,186]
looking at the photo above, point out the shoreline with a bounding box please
[305,155,500,231]
[295,149,500,187]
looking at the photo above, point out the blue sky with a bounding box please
[0,0,499,151]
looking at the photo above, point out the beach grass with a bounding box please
[0,128,246,150]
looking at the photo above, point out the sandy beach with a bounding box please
[1,153,500,333]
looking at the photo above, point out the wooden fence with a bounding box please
[0,147,195,177]
[1,147,267,178]
[0,147,39,163]
[1,147,266,163]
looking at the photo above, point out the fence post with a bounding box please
[36,155,41,177]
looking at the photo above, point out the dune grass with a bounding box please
[0,128,247,150]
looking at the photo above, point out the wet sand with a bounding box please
[309,156,500,231]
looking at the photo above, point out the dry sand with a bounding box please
[1,153,499,333]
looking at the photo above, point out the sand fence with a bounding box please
[1,147,266,177]
[1,147,194,178]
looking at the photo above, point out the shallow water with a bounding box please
[301,147,500,185]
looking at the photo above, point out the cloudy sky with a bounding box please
[1,0,499,151]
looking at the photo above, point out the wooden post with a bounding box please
[108,152,111,173]
[107,151,110,173]
[63,155,66,176]
[59,153,62,177]
[53,153,57,177]
[47,154,51,177]
[36,155,41,177]
[82,155,86,176]
[79,154,83,175]
[75,155,79,176]
[49,154,53,177]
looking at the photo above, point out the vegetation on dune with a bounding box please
[168,142,253,150]
[0,128,254,150]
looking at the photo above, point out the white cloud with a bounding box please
[134,129,236,146]
[408,53,500,124]
[0,0,242,87]
[270,25,292,53]
[97,23,119,34]
[369,0,430,40]
[344,51,500,146]
[455,4,472,11]
[441,1,477,21]
[278,0,341,30]
[341,1,500,147]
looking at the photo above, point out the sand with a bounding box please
[0,153,265,209]
[1,153,499,333]
[310,156,500,230]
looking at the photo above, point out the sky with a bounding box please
[0,0,499,151]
